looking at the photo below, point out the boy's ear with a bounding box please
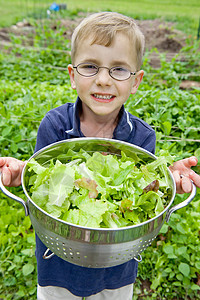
[68,64,76,89]
[131,70,144,95]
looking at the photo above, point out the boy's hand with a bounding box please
[169,156,200,194]
[0,157,25,187]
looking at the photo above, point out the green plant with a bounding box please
[0,196,37,299]
[135,194,200,299]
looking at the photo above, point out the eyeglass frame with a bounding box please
[73,63,137,81]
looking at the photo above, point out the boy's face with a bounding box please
[68,32,144,119]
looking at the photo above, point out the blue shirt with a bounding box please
[35,97,156,297]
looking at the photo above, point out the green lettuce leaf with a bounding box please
[26,149,173,228]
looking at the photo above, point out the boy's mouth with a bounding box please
[92,93,115,102]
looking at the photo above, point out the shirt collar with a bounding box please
[113,106,134,141]
[65,97,134,141]
[65,97,83,137]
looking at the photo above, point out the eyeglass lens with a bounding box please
[75,63,133,80]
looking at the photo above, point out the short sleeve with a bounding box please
[140,131,156,154]
[34,115,62,152]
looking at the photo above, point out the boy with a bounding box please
[0,12,200,300]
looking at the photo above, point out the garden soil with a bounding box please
[0,16,188,66]
[0,14,199,81]
[1,15,199,89]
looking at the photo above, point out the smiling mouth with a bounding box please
[93,93,114,102]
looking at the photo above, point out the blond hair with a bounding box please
[71,12,145,70]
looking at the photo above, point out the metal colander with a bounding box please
[0,138,196,268]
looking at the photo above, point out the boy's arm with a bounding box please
[169,156,200,194]
[0,108,67,187]
[0,157,25,187]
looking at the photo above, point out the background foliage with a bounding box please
[0,0,200,36]
[0,2,200,299]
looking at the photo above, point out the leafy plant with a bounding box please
[25,151,173,228]
[0,195,37,299]
[135,194,200,299]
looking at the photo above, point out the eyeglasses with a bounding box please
[73,63,137,81]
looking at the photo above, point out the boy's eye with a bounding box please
[111,67,130,77]
[77,64,98,75]
[83,64,97,69]
[114,67,124,71]
[112,67,128,73]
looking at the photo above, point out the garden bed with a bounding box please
[1,14,199,89]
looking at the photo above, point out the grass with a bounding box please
[0,0,200,36]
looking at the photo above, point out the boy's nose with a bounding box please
[95,68,112,85]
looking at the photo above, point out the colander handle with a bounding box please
[134,254,142,262]
[43,248,55,260]
[165,181,196,223]
[0,172,29,216]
